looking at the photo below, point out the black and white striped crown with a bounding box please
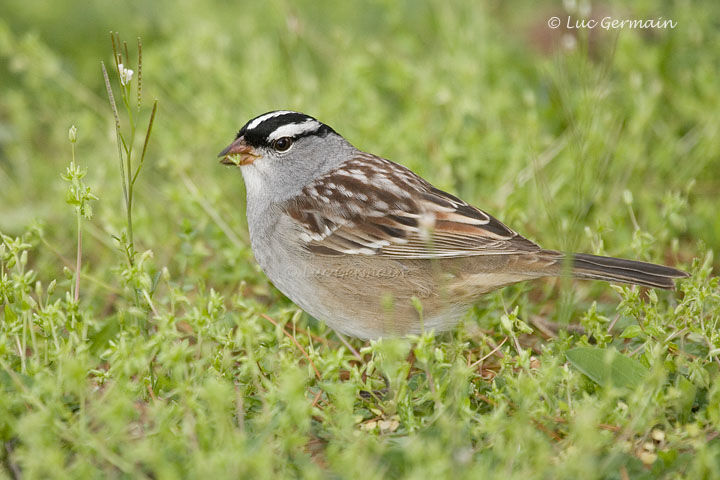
[237,111,336,148]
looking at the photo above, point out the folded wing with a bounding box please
[283,153,540,258]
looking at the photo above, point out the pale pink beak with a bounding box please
[217,137,260,166]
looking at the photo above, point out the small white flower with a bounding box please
[118,63,134,86]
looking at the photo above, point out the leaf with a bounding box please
[89,317,121,354]
[4,305,17,323]
[566,346,649,389]
[620,325,643,339]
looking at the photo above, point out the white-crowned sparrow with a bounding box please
[218,111,688,339]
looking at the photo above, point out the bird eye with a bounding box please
[272,137,293,152]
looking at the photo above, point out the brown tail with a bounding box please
[546,251,689,290]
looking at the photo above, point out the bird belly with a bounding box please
[261,251,532,339]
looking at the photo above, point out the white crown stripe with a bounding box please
[267,120,323,141]
[246,110,297,130]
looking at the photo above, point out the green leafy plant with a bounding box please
[61,125,97,305]
[101,33,158,268]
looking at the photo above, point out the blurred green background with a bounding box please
[2,0,719,270]
[1,0,720,478]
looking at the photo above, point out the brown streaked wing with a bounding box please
[283,154,541,258]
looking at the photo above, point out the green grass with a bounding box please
[2,0,720,478]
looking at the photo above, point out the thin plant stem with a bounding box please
[75,205,82,303]
[69,140,82,303]
[137,38,143,115]
[260,313,322,381]
[133,100,157,187]
[333,329,363,361]
[102,60,132,265]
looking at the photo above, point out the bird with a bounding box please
[218,110,689,339]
